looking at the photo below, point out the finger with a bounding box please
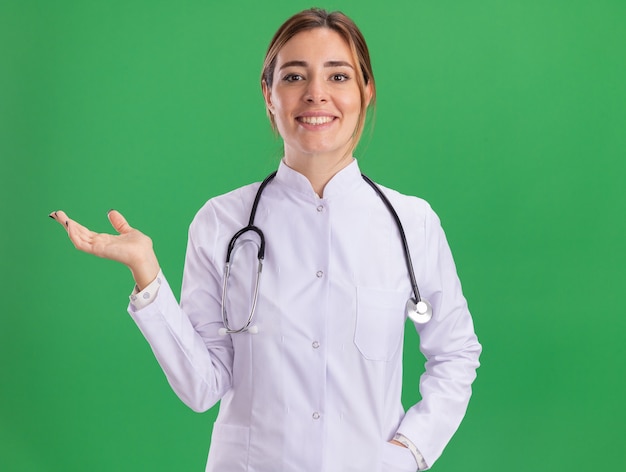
[107,209,133,235]
[49,210,71,233]
[52,211,97,248]
[49,210,123,259]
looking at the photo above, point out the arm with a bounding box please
[49,208,234,412]
[397,208,482,469]
[128,203,235,411]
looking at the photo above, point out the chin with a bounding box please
[296,140,353,157]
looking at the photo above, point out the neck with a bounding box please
[283,151,354,197]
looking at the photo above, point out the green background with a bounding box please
[2,0,625,470]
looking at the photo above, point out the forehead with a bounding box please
[276,28,354,65]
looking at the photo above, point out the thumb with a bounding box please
[107,209,133,234]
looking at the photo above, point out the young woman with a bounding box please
[50,8,481,472]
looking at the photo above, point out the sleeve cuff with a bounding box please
[129,270,163,311]
[393,433,429,471]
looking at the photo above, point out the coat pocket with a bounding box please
[205,423,250,471]
[354,287,406,362]
[382,441,418,472]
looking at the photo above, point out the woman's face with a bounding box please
[263,28,371,167]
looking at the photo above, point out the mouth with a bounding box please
[296,115,336,126]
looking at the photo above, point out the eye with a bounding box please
[331,73,350,82]
[282,73,304,82]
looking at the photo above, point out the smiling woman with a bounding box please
[262,28,372,195]
[49,7,480,472]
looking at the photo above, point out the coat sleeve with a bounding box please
[127,201,234,412]
[397,206,482,468]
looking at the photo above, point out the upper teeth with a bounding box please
[300,116,333,125]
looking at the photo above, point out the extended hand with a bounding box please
[49,209,160,290]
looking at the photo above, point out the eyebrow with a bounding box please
[279,60,354,70]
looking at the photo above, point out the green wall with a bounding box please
[2,0,625,470]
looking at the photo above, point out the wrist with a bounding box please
[130,252,160,291]
[389,439,407,448]
[392,433,428,470]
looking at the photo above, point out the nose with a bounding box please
[304,75,328,103]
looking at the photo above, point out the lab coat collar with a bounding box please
[275,158,363,200]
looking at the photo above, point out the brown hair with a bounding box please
[261,8,376,150]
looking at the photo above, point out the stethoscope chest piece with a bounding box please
[406,298,433,324]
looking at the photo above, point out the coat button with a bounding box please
[312,412,320,420]
[312,341,320,349]
[316,271,324,278]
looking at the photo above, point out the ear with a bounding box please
[262,80,274,114]
[363,81,373,107]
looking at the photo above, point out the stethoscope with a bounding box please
[219,171,432,336]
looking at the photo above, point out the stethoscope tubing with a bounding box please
[220,172,276,335]
[359,174,423,306]
[220,170,431,335]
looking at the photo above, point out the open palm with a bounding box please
[50,209,159,289]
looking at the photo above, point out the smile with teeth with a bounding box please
[297,116,335,125]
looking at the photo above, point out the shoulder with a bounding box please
[370,181,439,223]
[189,181,263,234]
[360,179,446,244]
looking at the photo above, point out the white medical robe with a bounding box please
[128,159,481,471]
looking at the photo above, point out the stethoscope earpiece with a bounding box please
[406,298,433,324]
